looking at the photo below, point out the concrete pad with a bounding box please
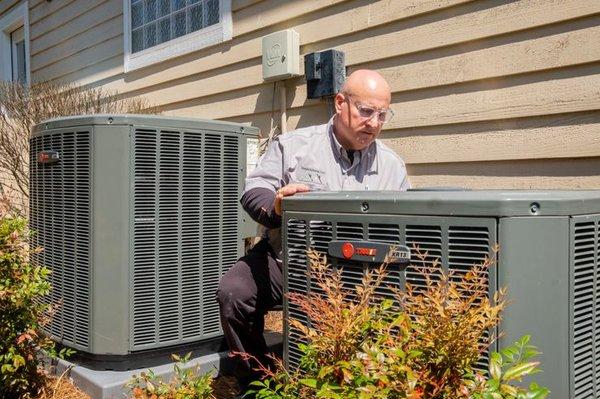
[51,332,283,399]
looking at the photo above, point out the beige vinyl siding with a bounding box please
[25,0,600,189]
[386,113,600,164]
[0,169,26,212]
[29,0,89,28]
[30,8,122,71]
[30,0,121,55]
[0,0,20,15]
[408,158,600,189]
[29,0,123,82]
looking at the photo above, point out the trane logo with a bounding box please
[37,150,60,164]
[329,240,411,265]
[342,243,376,259]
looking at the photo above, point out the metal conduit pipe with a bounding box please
[279,81,287,134]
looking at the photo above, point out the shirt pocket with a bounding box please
[290,166,329,191]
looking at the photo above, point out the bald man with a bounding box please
[217,70,409,395]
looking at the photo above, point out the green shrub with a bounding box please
[127,352,215,399]
[0,208,55,397]
[247,250,550,399]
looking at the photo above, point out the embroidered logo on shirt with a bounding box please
[296,166,327,190]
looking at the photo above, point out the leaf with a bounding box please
[12,354,25,368]
[300,378,318,389]
[500,346,519,361]
[489,352,502,380]
[1,364,15,373]
[524,383,550,399]
[146,380,155,393]
[15,333,31,345]
[499,383,518,396]
[502,362,539,382]
[518,335,531,347]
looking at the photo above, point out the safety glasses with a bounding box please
[345,95,394,124]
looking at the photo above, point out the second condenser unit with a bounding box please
[282,190,600,398]
[29,115,258,367]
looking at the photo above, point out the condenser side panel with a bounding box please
[569,214,600,399]
[239,135,259,240]
[498,216,570,398]
[91,124,131,355]
[30,127,94,352]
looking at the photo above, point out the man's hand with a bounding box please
[274,183,310,216]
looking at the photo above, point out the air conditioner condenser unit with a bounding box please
[282,190,600,398]
[29,115,259,369]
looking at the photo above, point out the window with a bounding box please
[10,26,27,83]
[124,0,232,72]
[0,1,29,84]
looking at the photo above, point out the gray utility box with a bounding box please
[282,190,600,398]
[29,115,258,362]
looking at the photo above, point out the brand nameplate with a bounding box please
[328,240,411,265]
[37,150,60,164]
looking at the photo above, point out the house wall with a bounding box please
[0,0,20,15]
[0,170,26,211]
[11,0,600,188]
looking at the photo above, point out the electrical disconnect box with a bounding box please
[305,49,346,98]
[262,29,300,81]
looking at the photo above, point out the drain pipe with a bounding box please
[279,81,287,134]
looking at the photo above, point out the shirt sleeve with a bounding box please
[240,187,281,228]
[378,156,411,191]
[243,138,285,194]
[399,163,411,191]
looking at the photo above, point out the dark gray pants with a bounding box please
[216,239,283,383]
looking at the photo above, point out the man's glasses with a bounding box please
[345,96,394,124]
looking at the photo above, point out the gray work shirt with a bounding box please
[244,117,410,255]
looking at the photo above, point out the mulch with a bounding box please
[38,372,91,399]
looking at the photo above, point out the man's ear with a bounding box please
[334,93,345,113]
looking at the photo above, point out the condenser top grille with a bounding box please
[282,191,600,217]
[32,114,252,136]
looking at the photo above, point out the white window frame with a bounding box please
[123,0,232,72]
[0,1,30,84]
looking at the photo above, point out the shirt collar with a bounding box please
[328,116,378,173]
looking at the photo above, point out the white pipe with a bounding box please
[279,81,287,134]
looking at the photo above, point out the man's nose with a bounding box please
[365,114,381,129]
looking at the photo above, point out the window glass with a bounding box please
[10,26,27,84]
[131,0,220,53]
[207,0,219,25]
